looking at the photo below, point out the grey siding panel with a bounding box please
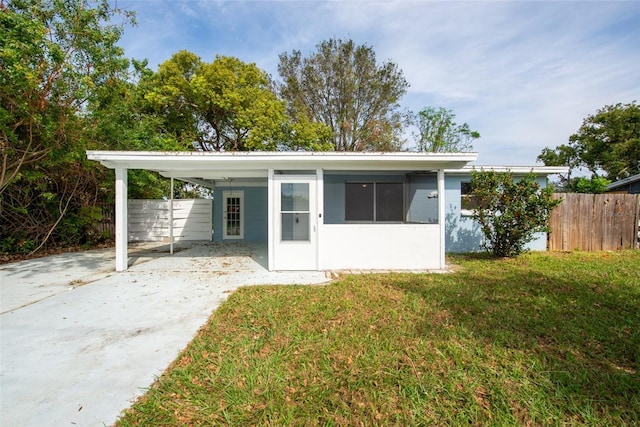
[407,174,438,223]
[323,175,346,224]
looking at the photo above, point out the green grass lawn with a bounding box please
[117,251,640,426]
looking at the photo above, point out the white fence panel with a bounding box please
[128,199,212,242]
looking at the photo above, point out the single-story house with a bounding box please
[86,151,567,272]
[605,173,640,194]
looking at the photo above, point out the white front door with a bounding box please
[223,191,244,239]
[273,176,317,270]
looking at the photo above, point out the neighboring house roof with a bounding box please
[605,173,640,192]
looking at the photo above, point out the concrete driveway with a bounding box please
[0,242,329,426]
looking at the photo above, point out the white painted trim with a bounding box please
[115,168,128,272]
[444,165,570,175]
[272,175,318,270]
[267,169,274,271]
[86,150,478,181]
[169,177,174,255]
[437,169,445,269]
[316,168,324,270]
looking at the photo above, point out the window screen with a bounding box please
[345,182,403,222]
[376,182,404,221]
[345,183,374,221]
[280,182,310,241]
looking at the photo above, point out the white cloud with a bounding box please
[114,0,640,166]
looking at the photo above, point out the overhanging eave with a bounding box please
[86,151,479,179]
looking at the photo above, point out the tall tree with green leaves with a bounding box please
[413,107,480,152]
[87,58,181,199]
[144,51,321,152]
[278,38,409,151]
[538,102,640,183]
[0,0,133,193]
[0,0,133,254]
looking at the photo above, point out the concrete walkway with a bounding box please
[0,242,330,427]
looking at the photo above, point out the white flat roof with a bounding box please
[86,150,479,180]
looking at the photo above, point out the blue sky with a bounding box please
[114,0,640,166]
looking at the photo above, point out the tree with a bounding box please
[145,51,304,152]
[87,58,186,199]
[570,176,611,194]
[470,171,561,258]
[538,102,640,183]
[413,107,480,152]
[537,144,580,189]
[0,0,133,254]
[0,0,133,193]
[278,38,409,151]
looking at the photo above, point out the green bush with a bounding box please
[570,176,611,193]
[470,171,562,257]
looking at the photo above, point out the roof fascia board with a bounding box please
[444,165,570,175]
[86,150,478,173]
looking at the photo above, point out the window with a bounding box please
[223,191,244,239]
[280,182,310,241]
[376,182,404,221]
[345,182,404,222]
[460,182,479,215]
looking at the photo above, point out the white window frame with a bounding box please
[222,191,244,239]
[460,181,477,217]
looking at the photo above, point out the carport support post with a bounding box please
[437,168,445,270]
[115,167,128,272]
[169,177,174,255]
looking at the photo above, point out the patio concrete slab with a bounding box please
[0,242,329,427]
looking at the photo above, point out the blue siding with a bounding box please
[210,173,551,251]
[444,174,549,253]
[213,186,267,242]
[444,176,484,252]
[407,174,438,223]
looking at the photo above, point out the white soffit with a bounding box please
[86,151,479,180]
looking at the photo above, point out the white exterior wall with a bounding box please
[320,224,442,270]
[128,199,212,242]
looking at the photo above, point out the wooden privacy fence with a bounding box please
[96,203,115,239]
[548,193,640,251]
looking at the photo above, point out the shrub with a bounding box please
[471,171,561,257]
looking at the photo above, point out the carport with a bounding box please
[87,150,477,272]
